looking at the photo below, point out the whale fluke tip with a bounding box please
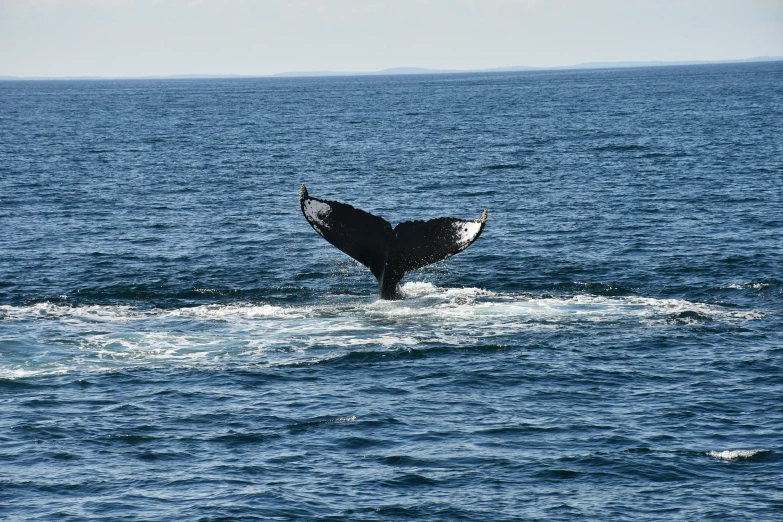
[480,209,488,222]
[299,184,308,202]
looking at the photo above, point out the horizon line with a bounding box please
[2,56,781,81]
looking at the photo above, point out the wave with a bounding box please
[724,279,781,291]
[1,283,763,328]
[0,283,766,379]
[707,449,769,460]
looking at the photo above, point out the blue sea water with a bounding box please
[1,62,782,520]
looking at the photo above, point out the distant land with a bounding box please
[1,57,781,81]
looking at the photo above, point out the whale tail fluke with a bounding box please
[299,184,487,299]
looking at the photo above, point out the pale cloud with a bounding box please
[268,0,388,23]
[455,0,539,9]
[1,0,139,11]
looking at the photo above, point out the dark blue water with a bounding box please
[1,62,782,521]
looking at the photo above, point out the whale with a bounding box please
[299,185,487,299]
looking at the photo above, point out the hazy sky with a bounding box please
[1,0,782,77]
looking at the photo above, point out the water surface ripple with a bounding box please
[1,62,782,520]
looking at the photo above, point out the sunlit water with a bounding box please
[1,62,782,520]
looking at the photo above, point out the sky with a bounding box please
[1,0,782,77]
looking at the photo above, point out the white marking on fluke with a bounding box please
[453,210,486,247]
[303,199,333,230]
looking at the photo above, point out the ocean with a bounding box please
[1,61,782,520]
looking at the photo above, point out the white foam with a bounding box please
[398,281,438,296]
[0,302,306,322]
[0,287,766,378]
[707,449,768,460]
[374,284,763,325]
[726,282,775,290]
[165,303,305,319]
[0,289,763,331]
[398,281,494,300]
[0,302,141,322]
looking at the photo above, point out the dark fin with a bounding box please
[300,185,487,299]
[390,210,488,274]
[299,185,392,279]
